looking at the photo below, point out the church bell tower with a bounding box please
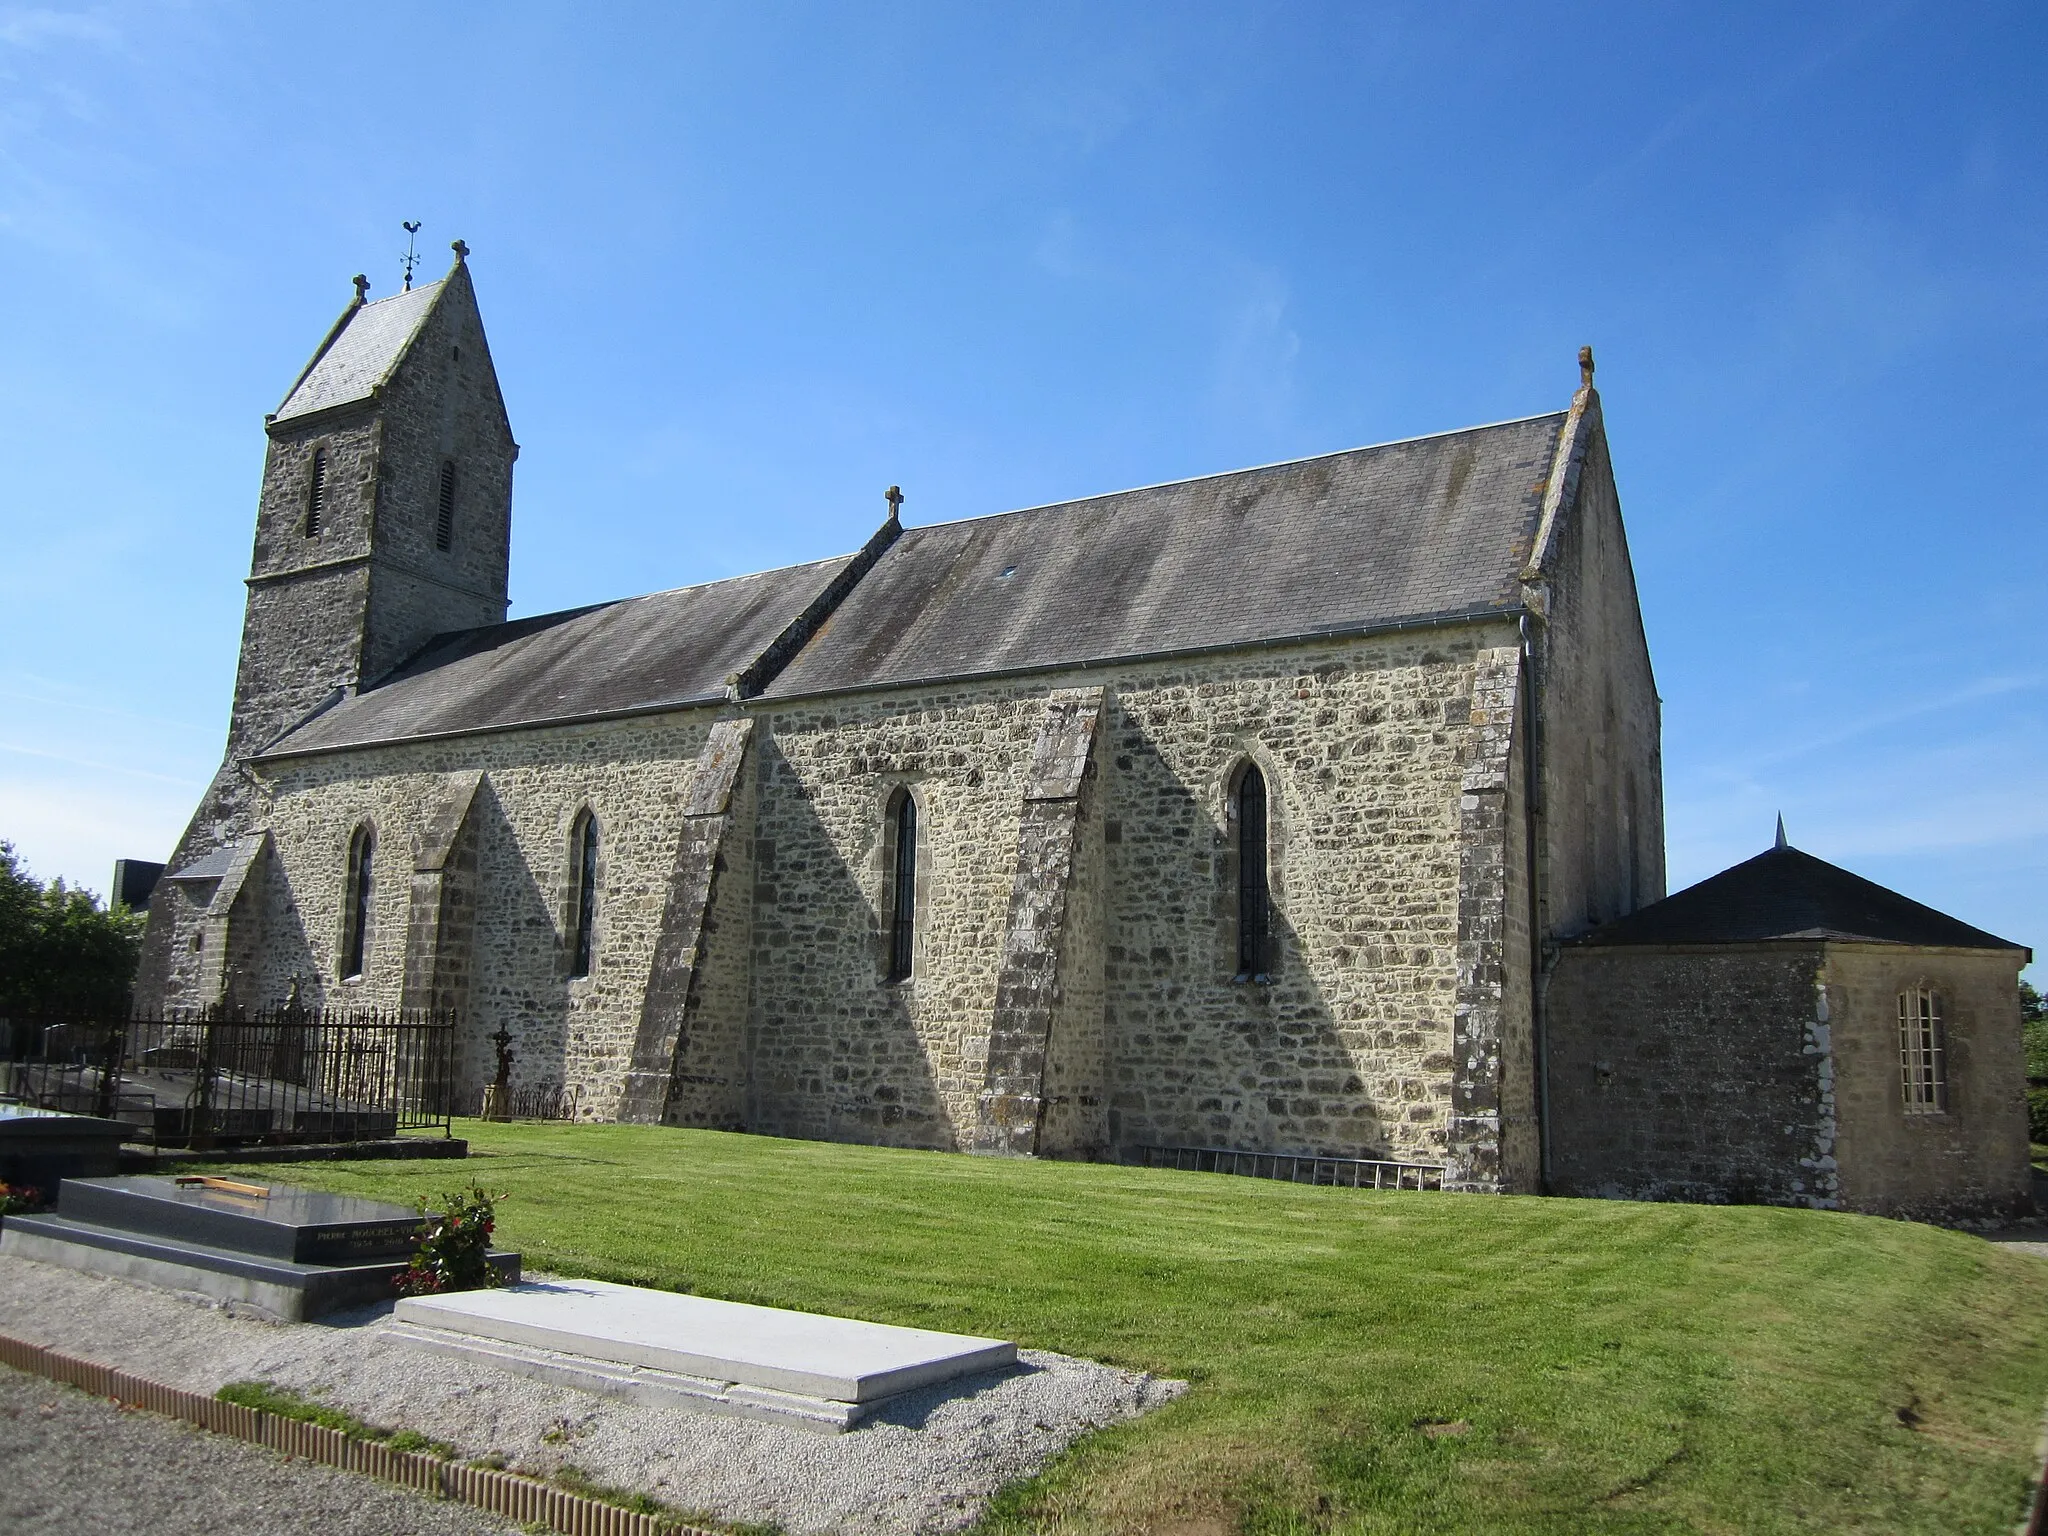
[135,243,517,1007]
[233,242,517,759]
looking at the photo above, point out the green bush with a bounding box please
[0,840,145,1013]
[394,1184,504,1296]
[2028,1087,2048,1147]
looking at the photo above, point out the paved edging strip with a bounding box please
[0,1330,709,1536]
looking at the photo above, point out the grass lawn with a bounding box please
[272,1122,2048,1534]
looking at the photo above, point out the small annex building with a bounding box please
[1546,829,2034,1221]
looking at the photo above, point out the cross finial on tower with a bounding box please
[885,485,904,522]
[351,273,370,304]
[1578,345,1595,390]
[1775,813,1788,850]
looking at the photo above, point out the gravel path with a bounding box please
[0,1366,519,1536]
[0,1254,1183,1535]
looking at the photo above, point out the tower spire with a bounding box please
[1774,813,1788,850]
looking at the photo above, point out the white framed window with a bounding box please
[1897,986,1946,1114]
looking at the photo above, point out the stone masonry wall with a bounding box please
[1527,405,1665,945]
[360,262,516,682]
[1825,944,2031,1222]
[234,619,1521,1170]
[249,714,714,1115]
[1095,631,1506,1168]
[1546,944,1830,1206]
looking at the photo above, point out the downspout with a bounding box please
[1520,611,1553,1192]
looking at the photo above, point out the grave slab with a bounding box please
[0,1174,518,1321]
[0,1104,127,1192]
[394,1278,1016,1430]
[53,1174,423,1263]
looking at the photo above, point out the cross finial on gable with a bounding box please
[451,238,469,263]
[352,273,370,304]
[1578,345,1595,390]
[885,485,904,522]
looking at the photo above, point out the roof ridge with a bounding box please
[904,409,1570,534]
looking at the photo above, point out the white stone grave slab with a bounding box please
[392,1277,1017,1431]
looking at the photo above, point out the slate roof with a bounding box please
[162,847,234,882]
[272,556,856,753]
[273,282,443,423]
[765,414,1564,698]
[263,410,1566,755]
[1577,844,2025,953]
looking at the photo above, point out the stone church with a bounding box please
[134,248,2030,1216]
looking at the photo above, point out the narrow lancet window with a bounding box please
[1236,764,1271,978]
[1898,987,1946,1113]
[340,824,374,980]
[435,460,456,551]
[568,809,599,979]
[306,447,327,537]
[887,790,917,982]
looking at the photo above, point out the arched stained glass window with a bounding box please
[887,790,917,982]
[340,823,374,980]
[568,809,599,979]
[1235,764,1271,978]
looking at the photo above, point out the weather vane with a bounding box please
[400,221,423,291]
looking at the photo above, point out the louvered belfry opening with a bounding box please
[888,790,917,982]
[306,447,327,537]
[435,460,456,551]
[1236,764,1270,977]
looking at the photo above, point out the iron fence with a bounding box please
[474,1081,582,1121]
[0,1003,456,1146]
[1134,1143,1446,1190]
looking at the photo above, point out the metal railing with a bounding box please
[1134,1142,1446,1190]
[474,1081,582,1121]
[0,1003,456,1146]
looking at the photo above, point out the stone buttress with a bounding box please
[196,831,273,1014]
[1447,647,1527,1191]
[617,719,756,1125]
[398,772,485,1022]
[971,687,1107,1157]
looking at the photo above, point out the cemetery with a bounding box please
[1,1113,2046,1533]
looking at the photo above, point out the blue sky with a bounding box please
[1,3,2042,971]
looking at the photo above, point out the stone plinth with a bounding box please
[0,1174,519,1321]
